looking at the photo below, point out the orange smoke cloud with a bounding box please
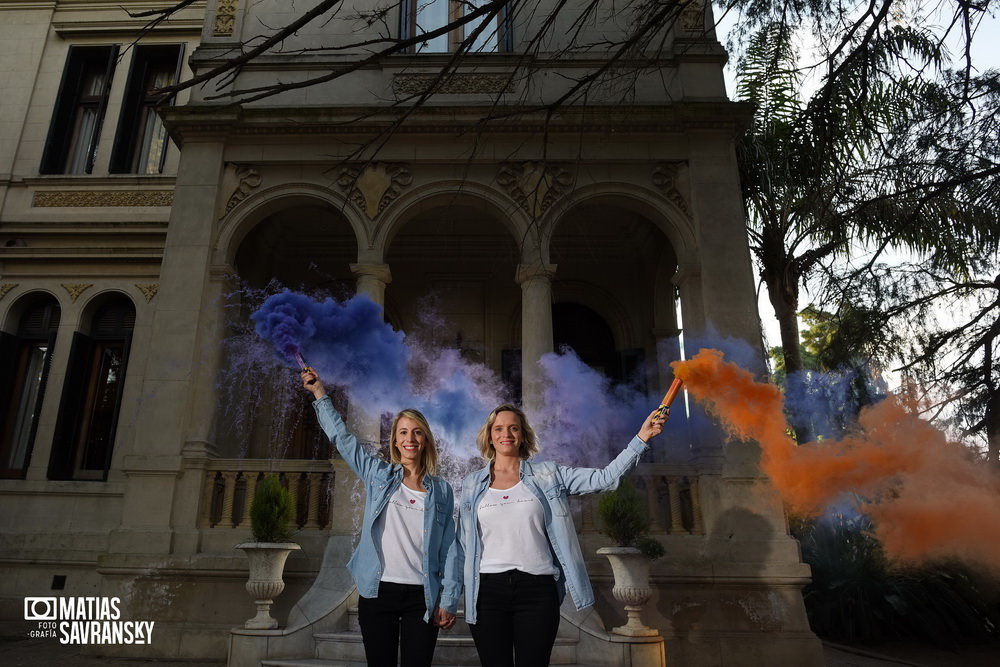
[672,348,1000,570]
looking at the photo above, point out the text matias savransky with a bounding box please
[24,596,155,645]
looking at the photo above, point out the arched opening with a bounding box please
[385,204,521,390]
[49,294,135,481]
[549,204,678,393]
[552,301,620,378]
[221,202,359,460]
[0,294,61,478]
[234,203,358,295]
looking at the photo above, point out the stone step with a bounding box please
[262,660,602,667]
[343,605,468,633]
[314,631,482,664]
[269,630,579,666]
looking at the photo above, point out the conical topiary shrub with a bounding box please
[249,474,296,542]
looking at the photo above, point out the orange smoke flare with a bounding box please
[656,378,683,416]
[671,348,1000,571]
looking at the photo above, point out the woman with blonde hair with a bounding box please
[454,402,668,667]
[303,369,459,667]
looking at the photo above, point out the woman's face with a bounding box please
[393,416,427,466]
[491,410,523,458]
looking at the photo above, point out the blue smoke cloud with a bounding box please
[252,290,411,411]
[251,291,505,465]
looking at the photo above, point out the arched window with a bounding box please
[0,296,60,478]
[49,296,135,481]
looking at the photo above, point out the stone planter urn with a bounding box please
[597,546,659,637]
[236,541,301,629]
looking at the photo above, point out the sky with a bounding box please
[713,4,1000,351]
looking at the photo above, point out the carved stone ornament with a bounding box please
[33,191,174,207]
[337,163,413,220]
[496,162,574,218]
[651,161,691,217]
[223,165,262,216]
[0,283,17,301]
[681,0,707,31]
[214,0,239,36]
[62,283,93,303]
[393,73,515,97]
[136,283,159,303]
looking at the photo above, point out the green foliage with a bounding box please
[249,474,296,542]
[635,536,666,560]
[596,478,664,559]
[794,514,1000,645]
[870,264,1000,459]
[736,10,1000,453]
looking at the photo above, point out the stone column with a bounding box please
[516,263,556,412]
[349,263,391,439]
[350,262,391,309]
[108,137,227,555]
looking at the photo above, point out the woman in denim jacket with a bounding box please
[303,370,460,667]
[453,403,667,667]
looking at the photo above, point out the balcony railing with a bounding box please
[197,459,704,538]
[199,459,335,532]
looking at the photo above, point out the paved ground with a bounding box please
[3,621,999,667]
[823,639,1000,667]
[1,621,225,667]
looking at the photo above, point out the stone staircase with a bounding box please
[231,537,664,667]
[260,604,587,667]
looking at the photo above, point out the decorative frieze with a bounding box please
[336,163,412,220]
[497,162,574,218]
[393,73,515,97]
[61,283,93,303]
[223,165,262,216]
[0,283,17,301]
[32,190,173,207]
[651,161,691,217]
[214,0,239,36]
[136,284,159,303]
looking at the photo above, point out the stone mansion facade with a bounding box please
[0,1,823,665]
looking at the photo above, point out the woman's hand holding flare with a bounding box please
[638,407,668,443]
[301,369,327,400]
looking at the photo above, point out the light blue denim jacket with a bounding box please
[453,435,650,624]
[313,396,460,621]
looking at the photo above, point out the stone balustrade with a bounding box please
[572,466,705,537]
[199,460,335,532]
[198,460,704,539]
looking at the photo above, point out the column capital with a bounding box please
[350,262,392,285]
[515,263,557,285]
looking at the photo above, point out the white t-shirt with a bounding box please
[477,481,558,576]
[376,483,426,585]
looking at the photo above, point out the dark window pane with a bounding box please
[1,299,59,479]
[76,343,124,473]
[40,45,118,175]
[110,44,183,174]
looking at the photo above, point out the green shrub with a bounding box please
[635,536,666,560]
[596,477,664,559]
[249,474,296,542]
[795,514,1000,646]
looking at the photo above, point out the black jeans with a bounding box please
[357,581,439,667]
[469,569,561,667]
